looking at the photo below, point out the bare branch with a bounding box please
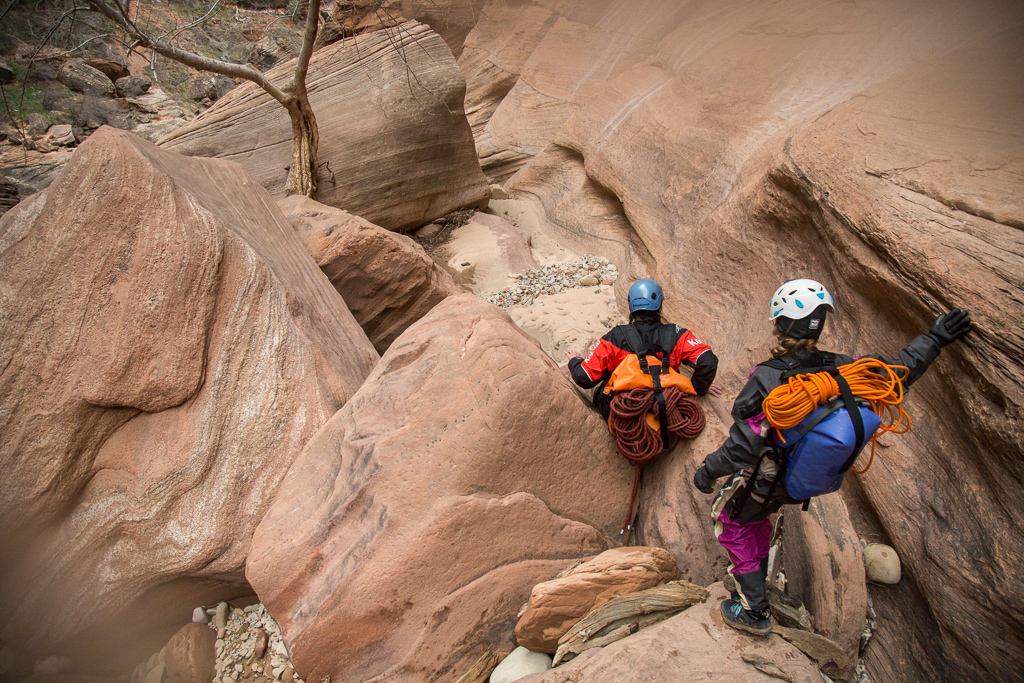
[84,0,293,106]
[161,0,222,45]
[45,33,117,59]
[293,0,322,98]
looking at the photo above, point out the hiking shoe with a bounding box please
[721,599,770,636]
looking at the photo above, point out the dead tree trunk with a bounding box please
[284,94,318,197]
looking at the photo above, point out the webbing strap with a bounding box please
[651,369,670,451]
[835,374,866,473]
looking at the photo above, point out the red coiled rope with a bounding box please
[609,387,706,533]
[609,387,706,462]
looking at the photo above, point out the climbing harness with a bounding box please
[602,325,707,534]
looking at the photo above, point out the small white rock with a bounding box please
[864,543,901,584]
[34,656,73,677]
[490,647,552,683]
[193,607,210,624]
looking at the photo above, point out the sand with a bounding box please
[510,286,625,360]
[439,199,626,362]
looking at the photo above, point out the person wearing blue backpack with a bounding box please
[692,278,972,635]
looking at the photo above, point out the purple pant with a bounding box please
[715,507,771,575]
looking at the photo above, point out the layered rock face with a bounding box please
[278,195,460,353]
[515,546,680,653]
[246,294,635,683]
[517,583,821,683]
[161,21,489,231]
[456,0,1024,680]
[0,128,378,671]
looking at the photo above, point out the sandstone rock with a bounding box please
[515,583,820,683]
[115,75,152,99]
[0,175,19,217]
[27,113,50,137]
[247,294,635,683]
[0,128,377,672]
[127,88,185,119]
[44,125,75,147]
[469,2,1024,679]
[192,608,209,625]
[34,656,73,676]
[445,211,539,292]
[83,59,129,83]
[187,77,218,102]
[57,60,114,97]
[0,58,14,85]
[142,663,165,683]
[161,21,489,232]
[489,648,550,683]
[864,543,901,585]
[780,495,865,680]
[414,222,444,239]
[164,624,216,683]
[515,547,679,653]
[132,119,186,144]
[278,195,460,353]
[490,183,509,200]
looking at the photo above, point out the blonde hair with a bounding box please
[770,331,818,359]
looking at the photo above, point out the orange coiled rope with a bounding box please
[761,358,911,474]
[609,387,706,534]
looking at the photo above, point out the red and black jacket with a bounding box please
[568,321,719,414]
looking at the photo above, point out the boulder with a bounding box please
[164,624,216,683]
[864,543,901,584]
[781,495,866,679]
[277,195,460,353]
[0,128,378,672]
[515,583,820,683]
[247,294,635,683]
[27,113,50,137]
[186,77,218,103]
[57,60,115,97]
[0,58,14,85]
[44,124,75,147]
[161,21,489,232]
[462,1,1024,679]
[515,547,679,653]
[489,648,550,683]
[126,88,185,119]
[0,175,19,216]
[115,74,152,99]
[83,59,129,83]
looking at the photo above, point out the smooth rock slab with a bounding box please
[0,127,377,672]
[278,195,460,353]
[162,21,489,232]
[247,294,635,683]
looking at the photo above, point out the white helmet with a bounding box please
[769,279,834,321]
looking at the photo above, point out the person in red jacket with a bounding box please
[566,279,722,416]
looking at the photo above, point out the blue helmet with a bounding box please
[628,279,663,313]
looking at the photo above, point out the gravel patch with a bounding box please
[485,255,618,309]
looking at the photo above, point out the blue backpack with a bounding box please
[765,355,882,501]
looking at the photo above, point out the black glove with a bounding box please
[929,308,972,347]
[693,465,716,494]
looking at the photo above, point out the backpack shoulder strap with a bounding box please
[619,325,644,356]
[658,324,682,360]
[759,357,802,372]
